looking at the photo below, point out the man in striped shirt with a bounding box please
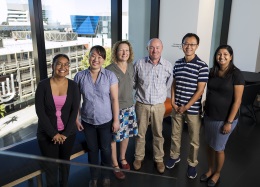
[166,33,209,179]
[133,38,173,174]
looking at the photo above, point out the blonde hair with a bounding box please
[111,40,134,63]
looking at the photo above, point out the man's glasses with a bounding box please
[182,43,198,47]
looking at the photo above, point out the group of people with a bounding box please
[35,33,245,187]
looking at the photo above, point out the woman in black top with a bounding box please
[35,54,80,187]
[200,45,244,186]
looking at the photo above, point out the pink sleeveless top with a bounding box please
[53,95,67,131]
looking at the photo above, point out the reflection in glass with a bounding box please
[0,0,36,149]
[0,0,112,149]
[122,0,129,40]
[0,150,177,187]
[42,0,112,81]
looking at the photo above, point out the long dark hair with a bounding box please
[210,44,236,77]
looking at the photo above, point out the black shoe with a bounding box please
[200,174,211,182]
[208,177,220,187]
[186,165,197,179]
[102,178,110,187]
[89,180,97,187]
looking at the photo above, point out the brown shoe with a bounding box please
[89,179,97,187]
[120,158,130,170]
[133,159,142,170]
[113,165,125,180]
[102,178,110,187]
[156,162,165,174]
[113,170,125,180]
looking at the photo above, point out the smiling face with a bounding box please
[147,38,163,62]
[216,48,233,68]
[117,43,130,62]
[182,36,199,59]
[89,49,105,70]
[52,56,70,78]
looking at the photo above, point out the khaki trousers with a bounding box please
[135,102,165,162]
[170,110,201,166]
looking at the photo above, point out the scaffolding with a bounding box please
[0,40,87,104]
[44,31,78,42]
[12,31,32,40]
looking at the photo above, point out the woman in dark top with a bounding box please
[35,54,80,187]
[200,45,244,186]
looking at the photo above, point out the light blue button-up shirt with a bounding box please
[134,56,173,105]
[74,68,118,125]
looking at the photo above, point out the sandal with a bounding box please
[120,158,130,170]
[112,165,125,180]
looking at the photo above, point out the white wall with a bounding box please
[196,0,215,66]
[228,0,260,72]
[256,39,260,72]
[159,0,199,65]
[159,0,215,66]
[159,0,215,102]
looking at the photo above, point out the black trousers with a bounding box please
[38,133,76,187]
[82,120,112,180]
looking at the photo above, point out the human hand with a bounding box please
[52,133,65,144]
[76,119,84,131]
[60,134,67,141]
[222,123,232,134]
[112,120,120,133]
[171,103,179,112]
[177,105,187,114]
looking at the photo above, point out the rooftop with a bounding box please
[0,37,91,55]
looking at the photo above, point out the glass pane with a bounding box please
[122,0,129,40]
[0,150,177,187]
[0,0,36,148]
[0,0,112,149]
[41,0,112,79]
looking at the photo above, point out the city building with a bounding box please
[0,0,260,187]
[0,1,112,112]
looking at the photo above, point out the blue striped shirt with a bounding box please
[134,56,173,105]
[74,68,118,125]
[173,55,208,114]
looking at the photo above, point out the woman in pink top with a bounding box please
[35,54,80,187]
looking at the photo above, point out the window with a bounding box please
[0,0,113,149]
[0,0,35,148]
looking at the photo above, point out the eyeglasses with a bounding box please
[56,63,70,68]
[182,43,198,47]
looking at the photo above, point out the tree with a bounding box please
[0,104,6,118]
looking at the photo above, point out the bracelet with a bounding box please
[226,120,233,124]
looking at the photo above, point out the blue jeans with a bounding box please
[82,120,112,180]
